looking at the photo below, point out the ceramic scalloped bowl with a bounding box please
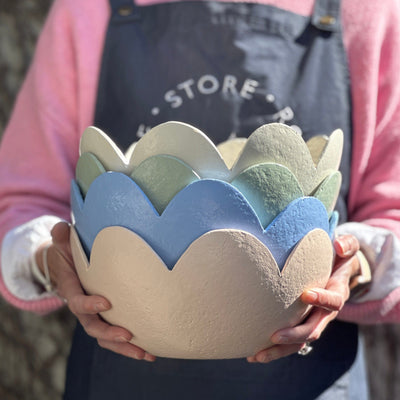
[70,121,343,359]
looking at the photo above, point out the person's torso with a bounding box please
[65,1,359,399]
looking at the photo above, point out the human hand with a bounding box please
[247,234,361,363]
[36,221,156,362]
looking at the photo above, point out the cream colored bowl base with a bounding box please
[71,226,333,359]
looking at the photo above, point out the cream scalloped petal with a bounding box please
[230,123,314,188]
[314,129,344,175]
[230,123,343,195]
[78,122,343,195]
[130,121,230,180]
[312,171,342,214]
[124,140,137,160]
[80,126,133,173]
[71,226,332,360]
[306,135,329,165]
[216,137,247,169]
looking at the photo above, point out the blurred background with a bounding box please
[0,1,399,399]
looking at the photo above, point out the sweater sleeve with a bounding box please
[339,0,400,323]
[0,0,108,313]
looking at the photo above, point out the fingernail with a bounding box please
[95,302,108,312]
[257,352,273,363]
[334,237,345,252]
[274,335,289,344]
[144,353,156,362]
[306,290,319,302]
[336,238,354,256]
[134,352,145,360]
[115,336,129,343]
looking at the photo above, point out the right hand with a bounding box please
[35,221,156,362]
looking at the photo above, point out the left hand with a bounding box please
[247,234,361,363]
[36,222,156,362]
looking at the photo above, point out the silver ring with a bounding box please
[298,342,313,356]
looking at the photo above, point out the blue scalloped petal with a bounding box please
[328,210,339,238]
[71,172,329,270]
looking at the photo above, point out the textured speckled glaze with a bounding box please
[130,155,199,214]
[228,124,343,194]
[71,226,333,359]
[312,171,342,214]
[80,126,133,173]
[79,122,343,195]
[71,172,330,270]
[306,135,330,165]
[71,122,344,360]
[75,152,106,197]
[216,137,247,168]
[231,163,304,227]
[80,122,227,178]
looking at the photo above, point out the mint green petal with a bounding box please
[312,171,342,214]
[76,152,106,197]
[231,163,304,229]
[131,155,200,214]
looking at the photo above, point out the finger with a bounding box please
[333,234,359,258]
[301,288,345,311]
[252,343,305,363]
[67,292,111,315]
[54,261,87,301]
[302,255,360,310]
[51,222,73,260]
[323,254,360,300]
[97,339,156,361]
[271,308,335,344]
[45,242,76,287]
[51,221,71,243]
[78,313,133,343]
[331,254,360,281]
[44,237,120,325]
[53,259,112,314]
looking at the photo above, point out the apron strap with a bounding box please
[312,0,341,32]
[108,0,141,22]
[107,0,341,31]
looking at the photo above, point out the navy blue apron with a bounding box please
[64,0,362,398]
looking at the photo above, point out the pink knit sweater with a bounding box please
[1,0,400,323]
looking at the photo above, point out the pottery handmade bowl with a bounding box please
[71,226,332,359]
[76,121,343,207]
[70,121,342,359]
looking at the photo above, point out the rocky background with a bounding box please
[0,1,76,399]
[0,1,399,399]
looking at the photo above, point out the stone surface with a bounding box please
[0,1,399,399]
[361,324,400,400]
[0,2,76,400]
[0,1,51,134]
[0,301,75,400]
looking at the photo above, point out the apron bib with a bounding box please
[65,1,362,398]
